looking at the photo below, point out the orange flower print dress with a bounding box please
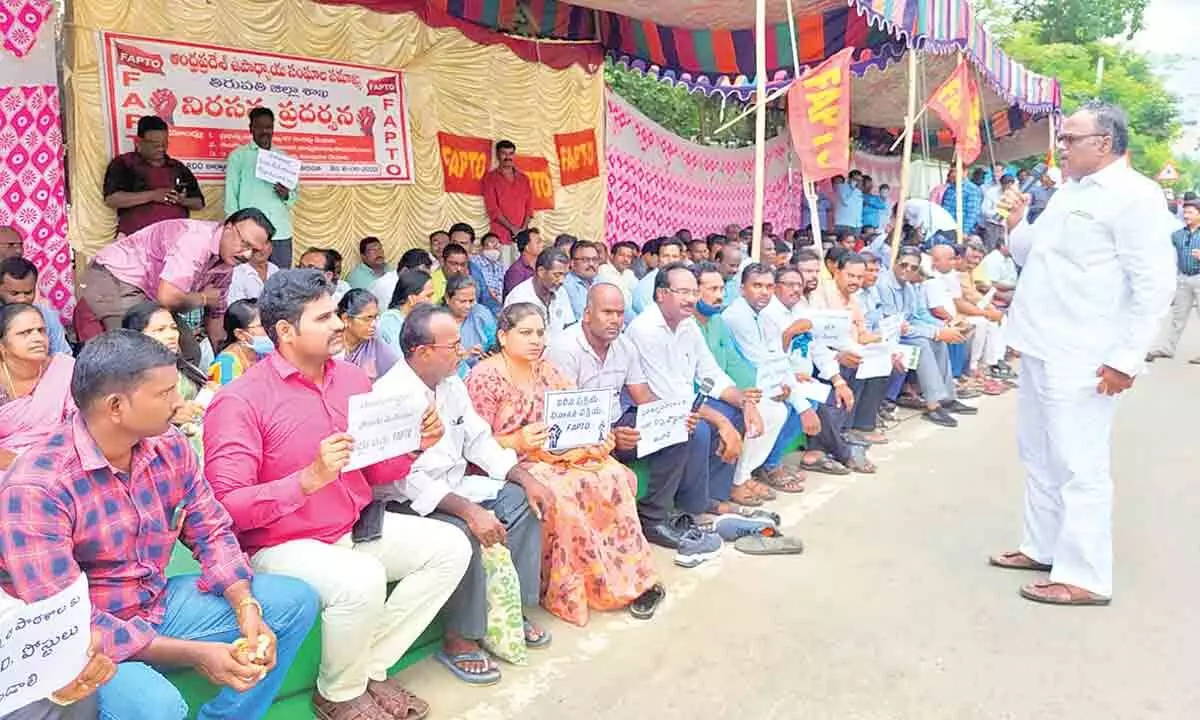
[466,359,658,626]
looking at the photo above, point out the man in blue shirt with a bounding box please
[940,167,985,236]
[833,172,864,234]
[1148,199,1200,362]
[0,257,71,355]
[561,240,601,319]
[876,247,973,426]
[861,177,890,231]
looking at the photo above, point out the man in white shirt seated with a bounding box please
[503,248,575,342]
[227,232,279,305]
[925,244,963,323]
[297,248,349,304]
[978,239,1019,308]
[956,240,1008,386]
[374,304,554,686]
[626,263,764,545]
[632,237,684,315]
[597,241,639,304]
[547,283,700,548]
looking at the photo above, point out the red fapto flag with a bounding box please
[927,58,983,165]
[787,47,854,183]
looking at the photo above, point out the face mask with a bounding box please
[246,335,275,357]
[482,248,502,262]
[695,299,722,317]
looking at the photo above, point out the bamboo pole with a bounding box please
[955,149,964,243]
[889,51,919,268]
[751,0,767,262]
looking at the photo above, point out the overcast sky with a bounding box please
[1131,0,1200,155]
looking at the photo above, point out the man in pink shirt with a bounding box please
[204,269,470,720]
[77,209,269,362]
[481,140,533,262]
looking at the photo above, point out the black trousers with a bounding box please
[614,405,714,526]
[840,366,890,432]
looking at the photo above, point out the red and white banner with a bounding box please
[99,32,415,183]
[787,47,853,183]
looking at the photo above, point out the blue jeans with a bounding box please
[948,342,968,378]
[686,398,743,506]
[98,574,319,720]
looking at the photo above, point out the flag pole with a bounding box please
[890,50,919,268]
[954,55,965,244]
[751,0,768,263]
[783,0,824,260]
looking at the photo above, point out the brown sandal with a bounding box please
[742,478,777,500]
[729,484,763,506]
[758,467,806,494]
[988,551,1051,572]
[367,678,431,719]
[1019,581,1111,606]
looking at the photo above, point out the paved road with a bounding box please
[397,334,1200,720]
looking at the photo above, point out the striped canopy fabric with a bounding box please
[313,0,1060,116]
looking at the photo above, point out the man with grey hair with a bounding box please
[990,101,1177,606]
[374,303,554,685]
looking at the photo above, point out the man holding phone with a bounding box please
[103,115,205,236]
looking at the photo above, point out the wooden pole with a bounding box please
[889,51,919,268]
[955,149,964,243]
[751,0,767,262]
[784,0,824,260]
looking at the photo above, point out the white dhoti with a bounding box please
[1016,355,1117,597]
[734,396,787,485]
[967,315,1006,370]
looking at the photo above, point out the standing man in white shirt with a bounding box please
[374,304,554,685]
[503,248,575,342]
[990,102,1177,606]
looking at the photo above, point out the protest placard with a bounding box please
[544,388,612,451]
[756,355,794,398]
[636,398,691,458]
[897,344,921,371]
[793,380,832,405]
[254,149,302,190]
[855,343,895,379]
[345,391,427,471]
[0,575,90,716]
[879,315,903,347]
[809,310,853,346]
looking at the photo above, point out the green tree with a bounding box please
[1013,0,1148,44]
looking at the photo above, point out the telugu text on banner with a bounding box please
[927,58,983,165]
[787,47,853,183]
[98,32,415,183]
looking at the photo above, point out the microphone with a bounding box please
[996,163,1047,220]
[691,377,715,414]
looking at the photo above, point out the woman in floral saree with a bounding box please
[466,302,663,625]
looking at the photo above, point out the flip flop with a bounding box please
[1019,582,1111,606]
[759,468,806,494]
[733,533,804,556]
[988,551,1051,572]
[523,618,552,649]
[435,649,502,685]
[629,582,666,620]
[799,455,851,476]
[728,486,764,507]
[844,455,877,474]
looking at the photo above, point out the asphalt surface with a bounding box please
[396,333,1200,720]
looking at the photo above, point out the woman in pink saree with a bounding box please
[0,303,75,470]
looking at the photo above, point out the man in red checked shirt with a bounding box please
[0,330,320,720]
[481,140,533,264]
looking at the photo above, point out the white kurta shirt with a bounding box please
[626,303,733,402]
[760,296,839,378]
[545,323,646,422]
[226,261,279,304]
[369,271,399,308]
[504,277,576,341]
[373,359,518,516]
[1007,160,1177,376]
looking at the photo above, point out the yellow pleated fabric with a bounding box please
[65,0,605,268]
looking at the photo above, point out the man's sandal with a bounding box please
[988,551,1051,572]
[1019,582,1111,606]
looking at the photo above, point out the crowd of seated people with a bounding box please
[0,150,1031,719]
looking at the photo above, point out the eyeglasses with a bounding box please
[897,263,920,271]
[665,287,699,298]
[423,340,464,352]
[1056,132,1108,146]
[350,313,379,323]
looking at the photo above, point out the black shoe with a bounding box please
[640,513,695,550]
[942,399,979,415]
[923,408,958,427]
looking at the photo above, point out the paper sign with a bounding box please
[0,575,91,716]
[756,356,794,399]
[544,388,611,451]
[809,310,853,347]
[855,343,895,379]
[254,149,302,190]
[897,344,921,370]
[879,315,903,347]
[345,391,427,471]
[636,398,691,458]
[793,380,832,405]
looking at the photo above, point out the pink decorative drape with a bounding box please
[0,0,53,58]
[605,91,801,247]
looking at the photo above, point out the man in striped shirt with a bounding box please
[1148,199,1200,363]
